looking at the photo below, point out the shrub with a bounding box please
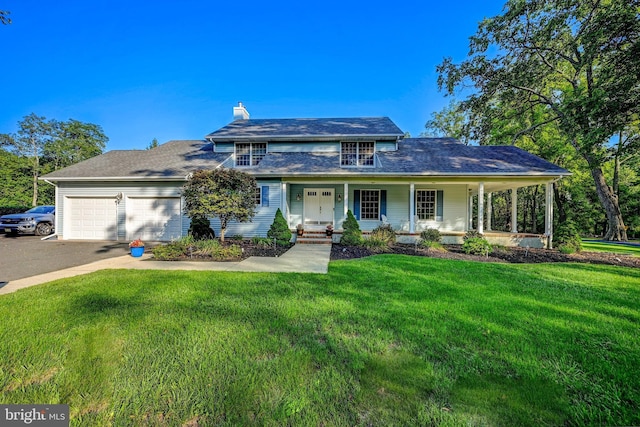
[251,236,273,247]
[230,234,243,241]
[462,236,493,256]
[363,237,392,253]
[152,236,242,261]
[420,240,446,252]
[340,210,363,246]
[463,230,483,241]
[188,215,215,240]
[420,228,441,243]
[267,208,292,246]
[370,224,396,245]
[558,244,576,254]
[554,221,582,252]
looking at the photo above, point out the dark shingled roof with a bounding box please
[43,138,568,180]
[43,140,229,179]
[206,117,404,141]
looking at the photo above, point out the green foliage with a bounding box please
[152,237,242,261]
[230,234,243,241]
[0,205,31,216]
[555,222,582,253]
[267,208,292,246]
[369,224,396,245]
[340,210,363,246]
[188,215,215,240]
[437,0,640,240]
[420,228,442,243]
[251,236,273,247]
[182,169,257,241]
[420,240,446,252]
[463,230,484,241]
[462,236,493,256]
[362,237,392,252]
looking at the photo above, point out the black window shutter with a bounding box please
[380,190,387,218]
[353,190,360,220]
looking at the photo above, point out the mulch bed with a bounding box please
[330,244,640,269]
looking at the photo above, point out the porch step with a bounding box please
[295,231,334,245]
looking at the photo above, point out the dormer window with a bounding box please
[236,143,266,167]
[341,142,374,167]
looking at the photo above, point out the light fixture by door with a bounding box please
[296,193,301,201]
[337,193,343,202]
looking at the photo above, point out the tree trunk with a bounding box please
[591,166,627,241]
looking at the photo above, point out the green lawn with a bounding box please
[582,239,640,256]
[1,256,639,426]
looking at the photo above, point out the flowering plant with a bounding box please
[129,239,145,247]
[326,224,334,232]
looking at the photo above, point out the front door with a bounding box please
[304,188,334,225]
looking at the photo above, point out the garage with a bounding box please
[66,197,118,240]
[126,197,182,241]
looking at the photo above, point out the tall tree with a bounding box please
[438,0,640,241]
[44,119,108,169]
[0,114,54,206]
[422,100,475,145]
[182,169,257,242]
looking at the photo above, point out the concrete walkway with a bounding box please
[0,244,332,295]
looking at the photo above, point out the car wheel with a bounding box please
[35,222,53,236]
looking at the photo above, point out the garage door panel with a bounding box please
[127,198,181,241]
[67,198,117,240]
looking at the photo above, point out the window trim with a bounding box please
[360,189,381,220]
[415,189,441,221]
[235,142,267,167]
[254,186,262,206]
[340,141,376,168]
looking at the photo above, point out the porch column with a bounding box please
[281,182,289,226]
[545,182,554,249]
[468,192,474,230]
[343,183,349,221]
[409,183,415,233]
[477,182,484,234]
[486,192,492,231]
[511,188,518,233]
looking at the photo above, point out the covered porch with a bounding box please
[278,177,557,249]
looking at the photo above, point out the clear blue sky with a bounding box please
[1,0,505,151]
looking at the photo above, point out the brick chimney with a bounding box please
[233,102,250,121]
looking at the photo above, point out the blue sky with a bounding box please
[1,0,505,151]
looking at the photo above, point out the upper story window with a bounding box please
[236,143,266,167]
[341,142,375,167]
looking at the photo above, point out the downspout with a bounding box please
[41,179,58,240]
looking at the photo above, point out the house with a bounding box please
[42,103,569,248]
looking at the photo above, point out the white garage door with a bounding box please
[127,197,182,241]
[67,197,118,240]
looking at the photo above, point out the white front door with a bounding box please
[304,188,334,225]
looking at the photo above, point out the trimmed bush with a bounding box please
[555,221,582,252]
[463,230,484,241]
[267,208,292,246]
[340,210,363,246]
[152,237,242,261]
[188,215,215,240]
[462,236,493,256]
[420,228,441,243]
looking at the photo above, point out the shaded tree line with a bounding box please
[0,113,108,207]
[428,0,640,241]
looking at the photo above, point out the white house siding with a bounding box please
[207,181,282,238]
[269,142,339,153]
[347,183,469,232]
[56,182,185,241]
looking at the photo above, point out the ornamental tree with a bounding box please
[182,168,257,242]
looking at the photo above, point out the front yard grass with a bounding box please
[1,256,639,426]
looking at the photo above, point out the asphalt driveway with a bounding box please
[0,234,131,283]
